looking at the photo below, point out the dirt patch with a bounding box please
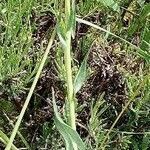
[32,11,56,45]
[77,43,127,105]
[17,12,129,138]
[76,42,129,133]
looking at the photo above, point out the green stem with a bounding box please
[64,0,77,149]
[65,0,76,131]
[4,113,30,149]
[5,29,56,150]
[65,30,76,130]
[0,130,18,150]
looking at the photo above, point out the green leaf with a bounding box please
[140,3,150,19]
[57,32,67,48]
[141,135,150,150]
[76,17,149,61]
[97,0,120,12]
[57,20,67,48]
[54,118,74,150]
[138,49,150,62]
[67,3,76,39]
[74,51,90,94]
[0,99,15,113]
[137,0,145,7]
[140,24,150,52]
[0,130,18,150]
[52,88,86,150]
[71,0,76,39]
[128,3,150,35]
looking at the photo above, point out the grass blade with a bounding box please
[0,130,18,150]
[74,59,87,94]
[52,88,86,150]
[100,76,149,149]
[5,29,56,150]
[3,112,30,149]
[76,17,150,61]
[74,51,90,94]
[97,0,120,12]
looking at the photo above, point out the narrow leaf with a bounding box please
[57,32,67,48]
[71,0,76,38]
[55,119,74,150]
[0,130,18,150]
[5,29,56,150]
[74,47,91,94]
[57,21,67,48]
[76,17,149,61]
[138,50,150,62]
[74,58,87,94]
[97,0,120,12]
[52,88,86,150]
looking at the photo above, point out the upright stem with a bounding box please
[64,0,76,131]
[5,30,56,150]
[64,0,77,148]
[64,1,78,149]
[65,32,76,130]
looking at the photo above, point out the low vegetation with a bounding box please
[0,0,150,149]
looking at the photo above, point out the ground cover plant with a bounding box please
[0,0,150,149]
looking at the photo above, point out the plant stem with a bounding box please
[4,113,30,149]
[0,131,18,150]
[65,29,76,130]
[5,29,56,150]
[64,0,77,149]
[65,0,76,131]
